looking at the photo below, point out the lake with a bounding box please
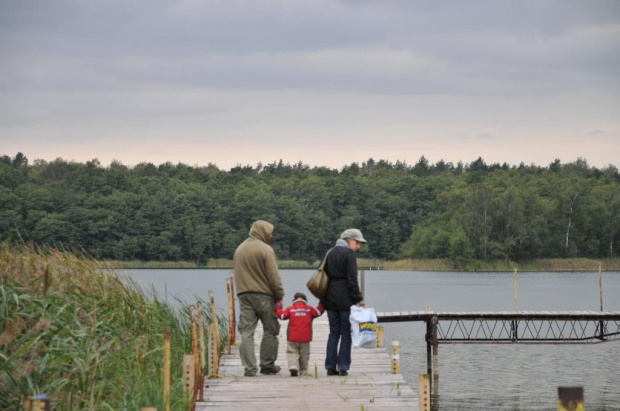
[123,269,620,410]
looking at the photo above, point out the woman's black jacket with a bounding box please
[322,246,363,311]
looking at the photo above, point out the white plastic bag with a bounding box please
[350,305,378,349]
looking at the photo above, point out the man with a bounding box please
[233,220,284,376]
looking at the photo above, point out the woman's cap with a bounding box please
[340,228,367,243]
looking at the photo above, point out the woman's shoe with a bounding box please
[327,368,338,375]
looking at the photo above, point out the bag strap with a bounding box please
[318,248,333,270]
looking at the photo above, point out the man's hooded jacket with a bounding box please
[233,220,284,299]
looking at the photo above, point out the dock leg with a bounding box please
[425,320,432,377]
[431,316,439,410]
[431,316,438,382]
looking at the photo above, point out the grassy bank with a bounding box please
[367,257,620,272]
[0,244,226,410]
[108,259,315,269]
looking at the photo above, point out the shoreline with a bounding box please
[106,257,620,272]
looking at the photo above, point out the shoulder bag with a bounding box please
[306,248,332,300]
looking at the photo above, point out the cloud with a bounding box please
[1,0,619,169]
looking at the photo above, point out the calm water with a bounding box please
[124,269,620,410]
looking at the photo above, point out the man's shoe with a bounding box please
[259,365,281,375]
[339,370,348,376]
[327,368,338,376]
[244,370,256,377]
[290,369,299,377]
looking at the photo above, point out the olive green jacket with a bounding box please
[233,220,284,299]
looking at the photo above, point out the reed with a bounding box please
[0,243,226,410]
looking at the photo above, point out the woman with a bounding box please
[322,228,366,376]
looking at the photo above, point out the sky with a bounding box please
[1,0,619,170]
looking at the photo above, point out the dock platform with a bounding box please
[197,316,419,410]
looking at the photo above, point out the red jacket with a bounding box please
[276,300,324,343]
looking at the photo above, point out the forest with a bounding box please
[1,152,619,268]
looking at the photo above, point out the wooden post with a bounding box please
[425,319,432,376]
[230,272,236,344]
[599,263,605,340]
[418,374,431,411]
[599,263,603,311]
[514,268,518,311]
[558,386,584,411]
[376,325,384,348]
[163,328,171,411]
[431,316,439,382]
[23,396,51,411]
[141,408,157,411]
[190,306,199,405]
[197,302,206,402]
[183,354,195,396]
[360,270,366,301]
[390,340,400,374]
[226,278,233,354]
[208,322,219,377]
[209,290,221,356]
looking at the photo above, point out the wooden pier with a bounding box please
[196,316,419,410]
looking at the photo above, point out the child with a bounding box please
[275,292,324,376]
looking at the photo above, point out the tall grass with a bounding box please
[0,244,226,410]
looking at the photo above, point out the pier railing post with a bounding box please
[23,396,51,411]
[197,302,205,402]
[376,325,384,348]
[183,354,195,397]
[391,341,400,374]
[418,374,431,411]
[558,386,584,411]
[190,306,199,407]
[360,269,365,301]
[226,277,234,354]
[230,272,236,344]
[208,322,219,377]
[514,268,518,311]
[209,290,221,356]
[163,328,171,411]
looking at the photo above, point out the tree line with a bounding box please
[1,153,618,267]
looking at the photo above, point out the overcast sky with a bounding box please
[1,0,619,170]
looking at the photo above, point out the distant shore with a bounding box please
[106,257,620,272]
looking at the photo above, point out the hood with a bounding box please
[249,220,274,244]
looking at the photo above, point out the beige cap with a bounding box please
[340,228,367,243]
